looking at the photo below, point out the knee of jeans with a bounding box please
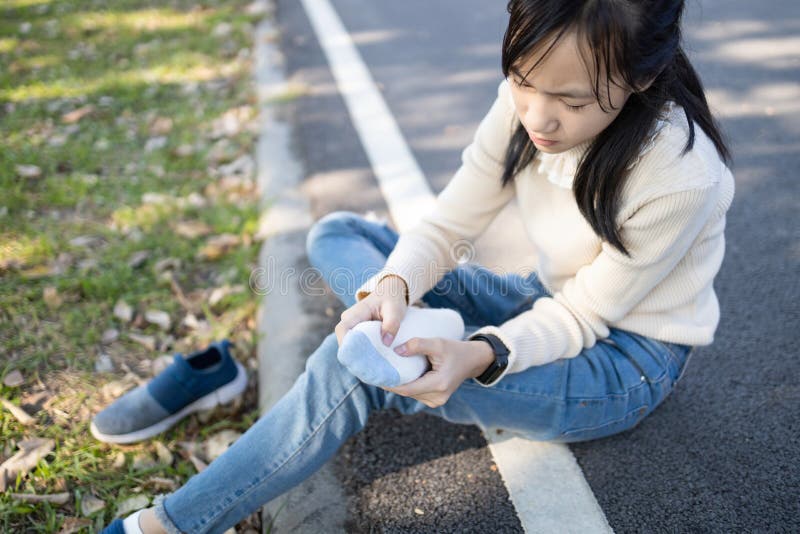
[307,333,367,382]
[305,211,362,266]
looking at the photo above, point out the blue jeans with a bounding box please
[155,211,694,534]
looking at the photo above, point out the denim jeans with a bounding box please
[155,211,694,534]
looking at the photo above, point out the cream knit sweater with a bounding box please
[355,79,735,386]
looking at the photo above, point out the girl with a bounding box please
[106,0,734,532]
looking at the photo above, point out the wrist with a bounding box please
[376,274,409,304]
[468,340,496,379]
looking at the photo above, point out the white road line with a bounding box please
[298,0,435,232]
[485,430,613,533]
[298,0,614,532]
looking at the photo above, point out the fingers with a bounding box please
[384,371,449,408]
[379,299,406,346]
[384,337,456,408]
[394,336,442,357]
[335,300,375,346]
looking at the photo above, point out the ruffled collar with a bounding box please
[535,103,675,189]
[536,140,592,189]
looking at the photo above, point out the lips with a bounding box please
[529,133,557,146]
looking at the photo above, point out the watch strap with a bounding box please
[470,333,510,385]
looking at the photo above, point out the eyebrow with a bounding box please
[510,66,594,100]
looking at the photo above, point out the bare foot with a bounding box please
[139,508,168,534]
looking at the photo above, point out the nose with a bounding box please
[524,94,558,135]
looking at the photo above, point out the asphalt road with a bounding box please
[273,0,800,531]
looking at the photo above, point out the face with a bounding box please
[507,30,632,154]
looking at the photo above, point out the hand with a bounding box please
[335,274,409,347]
[382,338,496,408]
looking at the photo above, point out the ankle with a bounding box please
[138,508,168,534]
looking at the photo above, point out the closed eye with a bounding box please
[563,101,589,111]
[511,75,532,89]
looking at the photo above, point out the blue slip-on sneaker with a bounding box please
[90,339,247,444]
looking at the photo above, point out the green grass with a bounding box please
[0,1,267,531]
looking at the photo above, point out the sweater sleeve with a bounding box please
[468,182,721,387]
[355,79,518,303]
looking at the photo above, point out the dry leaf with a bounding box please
[209,105,254,139]
[15,164,42,178]
[80,494,105,516]
[58,517,93,534]
[48,134,68,147]
[112,452,126,468]
[173,220,213,239]
[0,438,55,491]
[217,154,254,178]
[141,192,170,205]
[101,328,119,344]
[113,300,134,323]
[151,355,173,376]
[245,0,270,16]
[153,441,173,466]
[114,495,150,518]
[95,353,114,373]
[0,397,36,426]
[69,235,99,248]
[173,144,195,157]
[101,373,139,398]
[127,332,157,351]
[132,452,157,471]
[189,454,207,473]
[62,105,94,124]
[144,136,167,152]
[149,116,173,136]
[182,314,211,334]
[198,234,240,260]
[19,264,57,279]
[153,257,182,275]
[144,310,171,331]
[3,370,24,387]
[206,138,238,164]
[204,430,242,461]
[146,476,178,491]
[205,174,256,202]
[208,284,245,306]
[43,286,63,309]
[11,492,70,505]
[212,22,233,38]
[127,250,150,269]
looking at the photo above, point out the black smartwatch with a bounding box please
[470,333,510,385]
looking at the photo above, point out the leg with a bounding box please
[154,333,428,534]
[306,211,694,443]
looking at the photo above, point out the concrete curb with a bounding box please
[253,5,347,533]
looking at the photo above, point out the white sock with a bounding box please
[122,509,144,534]
[338,306,464,386]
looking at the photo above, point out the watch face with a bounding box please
[479,357,507,384]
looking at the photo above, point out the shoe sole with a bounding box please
[90,361,248,444]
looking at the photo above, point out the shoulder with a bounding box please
[616,104,735,223]
[622,103,730,200]
[491,78,519,129]
[467,78,520,162]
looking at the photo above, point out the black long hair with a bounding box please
[501,0,731,256]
